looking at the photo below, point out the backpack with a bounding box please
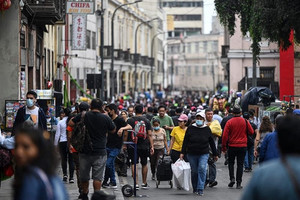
[134,120,147,140]
[71,112,92,152]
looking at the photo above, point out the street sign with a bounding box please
[72,14,87,50]
[67,1,94,14]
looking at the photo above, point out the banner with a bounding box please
[72,14,87,50]
[67,1,94,14]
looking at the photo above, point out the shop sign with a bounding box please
[67,1,94,14]
[36,90,53,99]
[72,14,87,50]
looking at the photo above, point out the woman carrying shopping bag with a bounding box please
[180,111,218,196]
[169,114,189,163]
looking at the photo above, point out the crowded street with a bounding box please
[1,156,253,200]
[1,0,300,200]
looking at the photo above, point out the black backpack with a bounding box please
[71,112,92,152]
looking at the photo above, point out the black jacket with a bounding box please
[181,124,218,156]
[12,106,47,135]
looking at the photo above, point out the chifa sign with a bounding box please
[67,1,94,14]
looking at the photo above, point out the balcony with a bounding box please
[25,0,66,25]
[141,56,151,66]
[114,49,124,60]
[131,54,141,64]
[123,49,131,62]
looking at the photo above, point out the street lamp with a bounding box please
[134,17,159,96]
[150,32,166,92]
[110,0,142,99]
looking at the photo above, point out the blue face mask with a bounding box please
[26,99,34,108]
[154,126,160,131]
[196,120,204,126]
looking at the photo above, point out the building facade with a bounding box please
[227,18,280,97]
[162,0,203,37]
[167,33,224,95]
[0,0,66,113]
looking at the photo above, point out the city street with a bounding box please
[0,157,253,200]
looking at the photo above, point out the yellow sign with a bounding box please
[167,15,174,31]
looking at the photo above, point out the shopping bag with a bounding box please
[171,159,191,191]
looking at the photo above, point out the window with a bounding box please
[174,15,202,21]
[163,1,203,7]
[195,42,199,53]
[92,32,96,50]
[20,31,25,48]
[202,65,207,75]
[187,43,191,53]
[187,66,191,75]
[195,66,199,75]
[175,66,178,75]
[86,30,91,49]
[213,40,218,50]
[260,67,275,79]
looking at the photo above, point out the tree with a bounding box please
[215,0,300,56]
[215,0,300,86]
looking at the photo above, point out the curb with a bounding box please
[114,172,125,200]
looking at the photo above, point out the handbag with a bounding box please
[245,119,254,147]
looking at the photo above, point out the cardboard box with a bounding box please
[248,105,259,117]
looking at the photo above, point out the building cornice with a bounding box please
[228,49,279,59]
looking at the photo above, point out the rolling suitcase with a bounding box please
[156,154,173,188]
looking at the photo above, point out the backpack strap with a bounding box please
[282,157,300,198]
[31,167,54,200]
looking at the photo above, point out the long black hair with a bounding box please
[13,126,58,199]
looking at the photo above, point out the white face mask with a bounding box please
[26,99,34,107]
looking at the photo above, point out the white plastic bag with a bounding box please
[171,159,191,191]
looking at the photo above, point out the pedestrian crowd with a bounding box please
[1,90,300,200]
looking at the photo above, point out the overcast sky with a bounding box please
[203,0,217,34]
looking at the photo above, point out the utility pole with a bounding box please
[252,54,257,87]
[100,0,104,100]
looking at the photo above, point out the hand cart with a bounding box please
[121,130,148,198]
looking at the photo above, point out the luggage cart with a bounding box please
[121,130,148,198]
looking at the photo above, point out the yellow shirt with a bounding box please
[170,126,187,152]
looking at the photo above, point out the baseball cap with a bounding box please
[178,114,188,122]
[196,111,205,119]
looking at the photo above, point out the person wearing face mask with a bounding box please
[12,91,47,136]
[180,112,218,196]
[150,119,169,180]
[103,103,132,189]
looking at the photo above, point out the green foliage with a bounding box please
[215,0,300,58]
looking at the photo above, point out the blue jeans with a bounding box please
[244,145,254,169]
[187,154,209,192]
[208,161,216,183]
[104,148,121,184]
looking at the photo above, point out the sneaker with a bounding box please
[69,178,75,184]
[209,181,218,188]
[236,182,243,189]
[102,183,110,188]
[224,159,228,165]
[228,179,236,188]
[110,183,118,189]
[152,174,155,181]
[244,168,249,172]
[63,175,68,182]
[141,183,150,190]
[198,190,204,196]
[135,185,140,190]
